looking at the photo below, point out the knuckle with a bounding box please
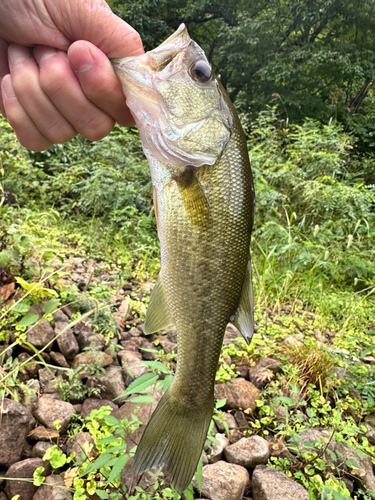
[46,124,77,144]
[40,63,65,96]
[78,114,114,141]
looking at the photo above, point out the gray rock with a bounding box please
[53,309,70,323]
[33,398,75,434]
[31,441,53,458]
[120,352,148,385]
[229,429,243,444]
[96,365,127,404]
[141,341,158,360]
[27,319,55,349]
[364,413,375,446]
[249,358,282,388]
[338,444,375,491]
[207,433,230,464]
[49,351,70,368]
[192,461,249,500]
[215,413,238,433]
[0,399,33,467]
[71,351,112,370]
[160,339,177,355]
[55,321,79,360]
[224,436,270,468]
[77,331,105,351]
[118,350,142,364]
[113,391,163,441]
[0,490,6,500]
[5,458,50,500]
[33,474,73,500]
[215,380,259,412]
[252,465,309,500]
[80,398,118,419]
[66,432,96,460]
[18,352,39,380]
[38,367,56,388]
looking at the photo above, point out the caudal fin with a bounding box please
[132,388,214,494]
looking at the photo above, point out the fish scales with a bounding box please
[112,24,255,494]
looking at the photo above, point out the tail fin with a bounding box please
[132,387,214,494]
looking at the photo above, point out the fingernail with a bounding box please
[70,44,95,73]
[34,47,57,67]
[2,75,16,97]
[8,45,30,69]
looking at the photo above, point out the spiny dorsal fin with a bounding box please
[230,260,254,345]
[144,275,173,334]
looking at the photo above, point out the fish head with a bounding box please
[112,24,232,169]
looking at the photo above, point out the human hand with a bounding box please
[0,0,143,151]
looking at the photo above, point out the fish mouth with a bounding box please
[111,24,191,86]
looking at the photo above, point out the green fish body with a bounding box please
[112,24,255,494]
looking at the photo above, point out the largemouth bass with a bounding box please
[112,24,255,494]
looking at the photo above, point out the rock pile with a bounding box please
[1,276,375,500]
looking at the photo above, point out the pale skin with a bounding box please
[0,0,144,152]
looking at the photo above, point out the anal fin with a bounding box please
[230,261,254,345]
[144,275,173,334]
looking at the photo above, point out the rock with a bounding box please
[160,339,177,355]
[338,444,375,491]
[38,367,56,388]
[192,461,249,500]
[114,300,131,320]
[55,321,79,360]
[28,426,59,442]
[33,398,75,434]
[53,309,70,323]
[224,436,270,468]
[71,351,112,370]
[33,474,73,500]
[249,358,282,388]
[95,365,127,404]
[66,432,96,460]
[5,458,50,500]
[215,380,259,412]
[77,331,105,351]
[0,399,33,467]
[229,429,243,444]
[215,413,238,433]
[112,391,163,441]
[18,352,39,380]
[21,379,40,414]
[80,398,118,419]
[234,411,248,430]
[128,327,142,337]
[207,433,230,464]
[118,350,142,363]
[74,321,94,337]
[268,437,295,461]
[120,339,140,352]
[364,413,375,446]
[27,319,55,349]
[252,465,309,500]
[141,341,158,360]
[31,441,53,458]
[49,351,70,368]
[120,352,148,385]
[236,364,249,379]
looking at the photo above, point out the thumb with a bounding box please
[47,0,144,58]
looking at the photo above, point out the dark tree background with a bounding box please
[108,0,375,152]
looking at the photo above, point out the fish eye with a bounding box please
[189,61,212,83]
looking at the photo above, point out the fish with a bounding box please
[111,24,255,494]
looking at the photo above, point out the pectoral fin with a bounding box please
[231,261,254,345]
[144,275,173,334]
[176,169,211,230]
